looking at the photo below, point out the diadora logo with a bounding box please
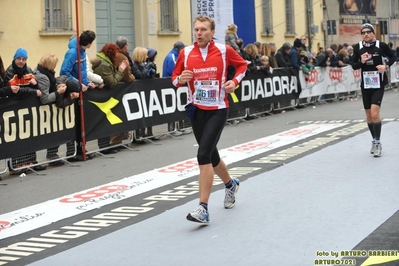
[240,75,298,101]
[89,97,123,125]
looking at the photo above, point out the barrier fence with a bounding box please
[2,65,394,174]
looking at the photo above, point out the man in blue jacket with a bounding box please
[162,41,185,77]
[60,30,96,90]
[60,30,96,161]
[162,42,191,135]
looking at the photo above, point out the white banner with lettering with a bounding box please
[299,64,399,98]
[390,61,399,83]
[191,0,233,43]
[299,66,362,98]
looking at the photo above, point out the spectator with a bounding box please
[243,43,261,72]
[91,43,130,88]
[236,38,245,58]
[347,46,354,62]
[268,43,279,68]
[162,42,185,77]
[337,48,350,66]
[225,24,240,53]
[258,55,273,75]
[1,55,20,96]
[5,48,46,174]
[259,43,271,58]
[131,47,151,142]
[162,41,191,135]
[317,47,325,56]
[275,43,292,68]
[1,54,35,98]
[60,30,97,161]
[290,38,302,70]
[34,54,81,166]
[60,31,96,90]
[299,51,315,80]
[146,47,160,78]
[116,36,134,69]
[326,48,339,67]
[86,54,104,88]
[300,35,308,51]
[91,43,130,154]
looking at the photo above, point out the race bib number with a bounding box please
[194,80,219,106]
[363,71,380,89]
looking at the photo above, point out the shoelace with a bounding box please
[225,184,236,200]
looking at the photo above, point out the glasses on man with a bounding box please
[361,30,372,35]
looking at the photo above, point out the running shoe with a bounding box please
[186,205,210,224]
[370,141,376,154]
[224,178,240,209]
[373,143,382,157]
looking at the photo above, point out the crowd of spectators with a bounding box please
[0,30,174,176]
[2,23,399,177]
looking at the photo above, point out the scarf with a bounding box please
[37,65,57,92]
[362,38,377,47]
[12,61,28,79]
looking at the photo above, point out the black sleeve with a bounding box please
[275,52,287,68]
[131,63,147,79]
[351,43,362,70]
[0,86,12,97]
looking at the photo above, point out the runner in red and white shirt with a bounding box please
[172,15,247,224]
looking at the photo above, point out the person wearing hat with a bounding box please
[5,48,47,174]
[162,41,190,135]
[162,41,185,77]
[351,23,396,157]
[290,38,303,70]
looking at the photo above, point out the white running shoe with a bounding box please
[224,178,240,209]
[186,205,210,224]
[373,143,382,157]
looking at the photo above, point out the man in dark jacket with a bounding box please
[275,43,292,68]
[290,38,302,70]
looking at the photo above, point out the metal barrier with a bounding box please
[273,99,298,112]
[7,142,77,175]
[227,108,247,124]
[0,159,7,176]
[247,104,273,117]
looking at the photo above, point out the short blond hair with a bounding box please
[194,15,215,31]
[38,54,58,70]
[132,47,148,63]
[260,55,269,62]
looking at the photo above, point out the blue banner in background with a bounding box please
[233,0,257,45]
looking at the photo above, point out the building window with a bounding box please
[44,0,72,31]
[160,0,179,32]
[262,0,273,35]
[285,0,295,34]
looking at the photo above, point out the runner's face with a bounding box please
[194,21,215,48]
[361,29,375,43]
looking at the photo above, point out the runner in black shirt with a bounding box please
[351,23,396,157]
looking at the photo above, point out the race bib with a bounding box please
[363,71,380,89]
[193,80,219,106]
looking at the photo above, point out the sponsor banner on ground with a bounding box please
[0,123,346,240]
